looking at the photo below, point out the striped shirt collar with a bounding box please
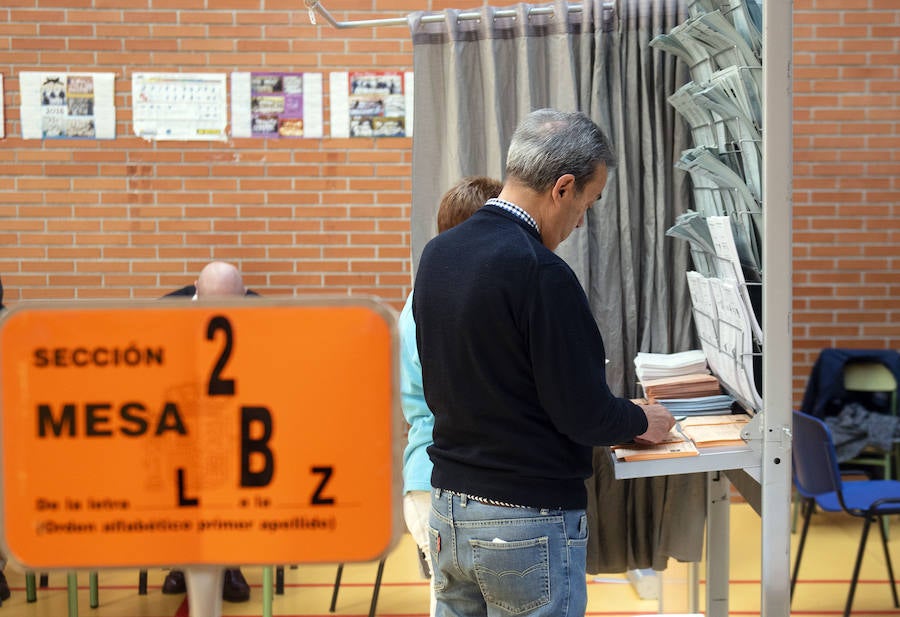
[486,198,539,233]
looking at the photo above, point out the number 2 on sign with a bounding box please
[207,315,235,396]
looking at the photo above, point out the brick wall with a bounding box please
[0,0,487,309]
[1,1,896,403]
[792,0,900,403]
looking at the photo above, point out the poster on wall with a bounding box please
[230,72,323,138]
[132,73,227,141]
[329,71,414,139]
[19,72,116,140]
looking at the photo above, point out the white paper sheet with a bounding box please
[329,72,350,138]
[707,216,763,344]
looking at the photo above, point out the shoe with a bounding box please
[222,568,250,603]
[162,570,186,595]
[0,571,10,601]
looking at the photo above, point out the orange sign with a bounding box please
[0,298,401,569]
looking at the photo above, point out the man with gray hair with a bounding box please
[413,109,674,617]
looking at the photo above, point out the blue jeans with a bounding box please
[429,488,588,617]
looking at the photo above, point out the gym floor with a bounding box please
[1,502,897,616]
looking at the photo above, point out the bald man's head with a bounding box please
[195,261,246,298]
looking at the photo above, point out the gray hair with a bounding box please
[505,109,617,194]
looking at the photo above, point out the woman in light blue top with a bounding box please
[400,176,501,617]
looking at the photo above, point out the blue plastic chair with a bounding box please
[791,410,900,617]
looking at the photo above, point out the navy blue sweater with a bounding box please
[414,205,648,510]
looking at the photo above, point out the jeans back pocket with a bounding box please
[428,527,447,592]
[470,536,550,615]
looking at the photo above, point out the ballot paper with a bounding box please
[707,278,763,410]
[686,272,721,374]
[666,210,718,277]
[640,373,722,400]
[724,0,762,57]
[651,9,759,85]
[679,419,748,448]
[656,394,736,416]
[706,216,763,344]
[634,350,709,382]
[612,428,700,461]
[676,149,761,275]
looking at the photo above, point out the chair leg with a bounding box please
[329,564,344,613]
[368,558,386,617]
[791,498,814,599]
[275,566,285,595]
[845,515,874,617]
[89,571,99,609]
[882,452,891,540]
[262,566,274,617]
[67,571,79,617]
[791,490,800,534]
[25,572,37,603]
[138,569,148,595]
[878,514,900,607]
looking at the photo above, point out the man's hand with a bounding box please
[634,403,675,444]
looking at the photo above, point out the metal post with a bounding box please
[760,1,794,616]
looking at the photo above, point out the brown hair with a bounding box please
[437,176,503,233]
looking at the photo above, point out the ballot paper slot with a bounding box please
[687,0,747,20]
[699,241,761,283]
[689,187,760,218]
[670,215,762,339]
[686,248,761,292]
[687,50,755,86]
[677,152,762,257]
[685,122,760,156]
[670,68,762,141]
[688,302,762,413]
[686,0,762,58]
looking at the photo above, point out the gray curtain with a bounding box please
[409,0,693,395]
[408,0,705,573]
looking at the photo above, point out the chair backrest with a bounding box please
[844,361,899,415]
[844,361,897,393]
[792,410,843,499]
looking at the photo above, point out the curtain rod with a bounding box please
[303,1,613,29]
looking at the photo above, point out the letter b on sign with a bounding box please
[241,406,274,487]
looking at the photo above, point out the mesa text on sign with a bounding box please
[0,299,398,569]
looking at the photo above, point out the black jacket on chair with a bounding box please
[801,348,900,418]
[162,285,260,298]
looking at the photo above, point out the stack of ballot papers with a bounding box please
[678,413,752,448]
[640,372,722,400]
[611,427,700,461]
[634,349,709,382]
[656,394,736,416]
[612,413,754,462]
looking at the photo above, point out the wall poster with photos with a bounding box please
[329,70,414,138]
[19,72,116,140]
[230,72,323,138]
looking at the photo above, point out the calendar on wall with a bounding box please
[131,73,228,141]
[19,72,116,140]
